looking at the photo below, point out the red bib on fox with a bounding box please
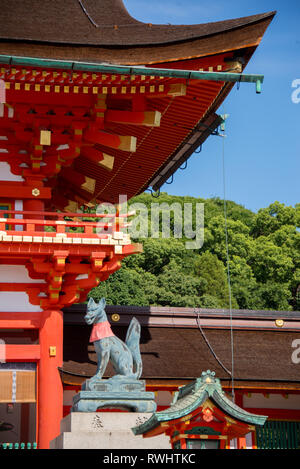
[89,321,114,342]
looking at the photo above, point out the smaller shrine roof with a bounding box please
[132,370,268,436]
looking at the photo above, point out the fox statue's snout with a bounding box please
[85,297,107,325]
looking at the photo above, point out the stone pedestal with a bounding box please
[72,378,157,413]
[50,412,171,449]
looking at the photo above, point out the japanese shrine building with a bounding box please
[61,305,300,450]
[0,0,276,449]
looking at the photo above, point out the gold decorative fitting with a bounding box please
[111,313,120,322]
[32,188,40,197]
[40,129,51,146]
[275,319,284,328]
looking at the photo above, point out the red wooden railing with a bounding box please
[0,210,132,239]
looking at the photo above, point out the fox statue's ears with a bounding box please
[88,297,96,307]
[88,297,106,309]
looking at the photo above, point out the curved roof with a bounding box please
[0,0,275,47]
[0,2,276,208]
[132,370,268,436]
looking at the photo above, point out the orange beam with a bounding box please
[84,128,136,152]
[5,344,40,361]
[0,312,41,329]
[105,110,161,127]
[0,185,51,199]
[81,146,114,171]
[0,283,45,291]
[60,167,96,194]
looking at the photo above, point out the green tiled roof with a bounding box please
[132,370,267,436]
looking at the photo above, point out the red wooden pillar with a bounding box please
[23,199,44,212]
[237,437,247,449]
[38,309,63,449]
[23,199,45,231]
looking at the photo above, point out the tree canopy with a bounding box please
[89,194,300,311]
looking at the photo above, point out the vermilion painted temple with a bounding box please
[0,0,276,449]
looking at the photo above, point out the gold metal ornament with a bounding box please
[111,313,120,322]
[32,188,40,197]
[275,319,284,328]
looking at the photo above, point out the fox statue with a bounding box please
[85,297,142,381]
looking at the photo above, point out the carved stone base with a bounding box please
[82,377,146,393]
[71,378,157,413]
[50,413,171,449]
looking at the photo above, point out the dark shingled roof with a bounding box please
[62,324,300,385]
[0,1,275,47]
[62,306,300,387]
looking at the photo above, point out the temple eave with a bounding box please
[0,11,275,66]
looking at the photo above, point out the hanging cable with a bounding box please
[77,0,170,29]
[78,0,99,27]
[195,310,232,376]
[221,130,235,402]
[147,187,161,198]
[194,145,202,154]
[165,174,174,185]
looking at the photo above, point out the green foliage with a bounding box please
[193,252,238,308]
[89,193,300,311]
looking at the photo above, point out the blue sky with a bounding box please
[124,0,300,212]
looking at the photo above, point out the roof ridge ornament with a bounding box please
[200,369,216,384]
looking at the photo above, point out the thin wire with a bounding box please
[78,0,99,27]
[195,310,232,376]
[171,306,231,377]
[222,133,235,402]
[77,0,161,29]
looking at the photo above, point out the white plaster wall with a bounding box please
[75,274,88,281]
[0,292,42,312]
[0,162,24,181]
[14,200,23,231]
[244,393,300,410]
[230,438,237,449]
[0,265,45,283]
[14,200,23,213]
[0,265,44,312]
[246,432,253,449]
